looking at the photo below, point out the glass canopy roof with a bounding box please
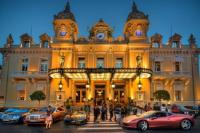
[49,68,152,81]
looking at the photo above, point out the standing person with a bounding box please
[160,104,167,112]
[146,103,152,111]
[45,106,53,129]
[84,104,90,121]
[94,104,98,123]
[101,105,106,121]
[121,106,126,118]
[109,104,114,121]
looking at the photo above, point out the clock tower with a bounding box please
[53,1,78,42]
[89,19,113,43]
[124,2,149,42]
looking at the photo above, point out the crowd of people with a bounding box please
[92,101,139,123]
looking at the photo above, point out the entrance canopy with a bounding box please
[49,68,152,82]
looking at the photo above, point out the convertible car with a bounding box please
[1,108,29,123]
[64,111,87,125]
[24,106,65,125]
[122,111,194,131]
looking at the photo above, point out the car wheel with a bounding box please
[181,119,192,130]
[137,120,148,131]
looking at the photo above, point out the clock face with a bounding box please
[96,32,105,40]
[135,30,142,37]
[60,31,67,36]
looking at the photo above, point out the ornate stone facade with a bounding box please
[0,2,200,107]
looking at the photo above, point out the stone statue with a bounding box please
[60,54,65,67]
[136,56,142,68]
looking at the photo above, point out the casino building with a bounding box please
[0,2,200,107]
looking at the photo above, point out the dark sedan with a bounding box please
[122,111,194,131]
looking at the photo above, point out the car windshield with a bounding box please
[179,105,188,110]
[138,111,156,118]
[39,107,55,112]
[12,109,29,113]
[5,108,18,113]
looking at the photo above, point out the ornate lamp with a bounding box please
[58,80,63,91]
[111,84,115,88]
[138,78,142,90]
[86,84,90,89]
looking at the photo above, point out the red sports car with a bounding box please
[122,111,194,131]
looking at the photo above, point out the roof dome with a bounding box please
[92,19,110,29]
[54,1,76,21]
[127,2,148,21]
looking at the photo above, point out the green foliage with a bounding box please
[30,91,46,105]
[153,90,170,101]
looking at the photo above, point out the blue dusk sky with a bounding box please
[0,0,200,46]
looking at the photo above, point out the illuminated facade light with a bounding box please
[138,78,142,90]
[58,80,63,91]
[111,84,115,88]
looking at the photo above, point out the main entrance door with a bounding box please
[95,85,105,105]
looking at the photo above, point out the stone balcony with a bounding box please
[11,71,48,81]
[153,71,192,79]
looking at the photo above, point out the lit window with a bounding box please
[78,57,86,68]
[175,90,181,101]
[115,58,123,68]
[155,61,161,72]
[175,62,181,72]
[135,30,142,37]
[40,58,48,72]
[97,58,104,68]
[17,90,25,101]
[21,58,28,72]
[76,85,86,103]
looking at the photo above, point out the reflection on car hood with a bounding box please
[123,115,139,123]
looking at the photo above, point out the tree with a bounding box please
[153,90,170,102]
[30,91,46,107]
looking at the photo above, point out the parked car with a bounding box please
[64,111,87,125]
[24,106,65,125]
[1,108,29,123]
[0,108,20,121]
[122,111,194,131]
[184,105,200,116]
[171,104,198,117]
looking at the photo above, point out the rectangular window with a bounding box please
[76,91,80,102]
[175,62,181,72]
[76,85,86,103]
[78,57,86,68]
[155,61,161,72]
[43,41,49,48]
[115,58,123,68]
[175,90,181,101]
[97,58,104,68]
[40,58,48,72]
[17,90,25,101]
[23,41,30,48]
[21,58,28,72]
